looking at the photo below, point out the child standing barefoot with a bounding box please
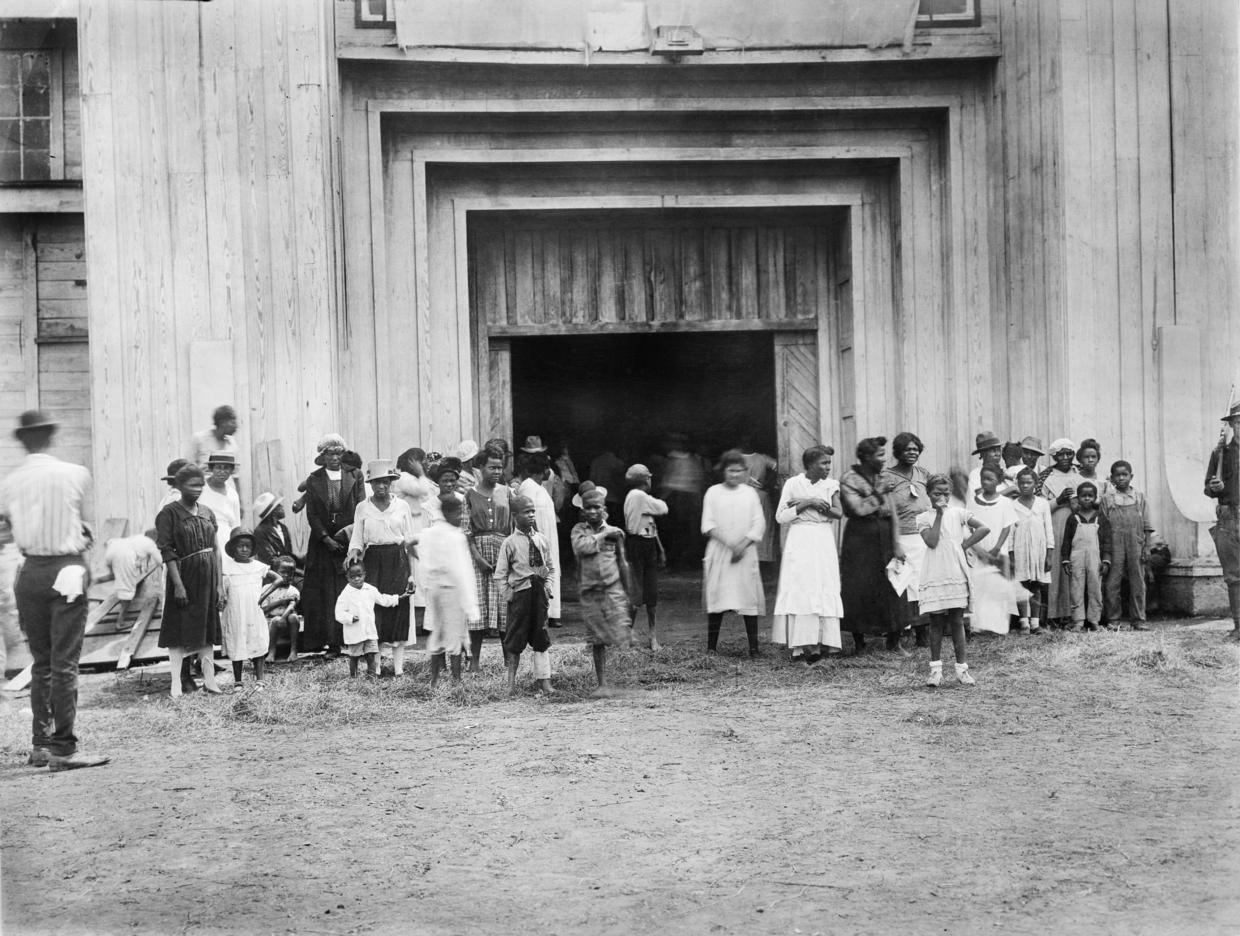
[335,562,404,677]
[1010,468,1055,633]
[1060,481,1111,632]
[220,528,272,689]
[494,495,554,695]
[917,474,989,686]
[571,487,632,695]
[1100,461,1154,631]
[421,494,480,687]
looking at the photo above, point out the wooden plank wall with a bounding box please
[470,215,827,328]
[35,216,90,471]
[0,218,28,475]
[999,0,1238,560]
[78,0,341,539]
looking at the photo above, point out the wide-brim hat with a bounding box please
[1018,436,1045,456]
[971,431,1002,455]
[161,458,189,481]
[572,480,608,510]
[14,409,57,439]
[207,451,239,468]
[224,526,256,560]
[365,459,400,483]
[253,492,282,522]
[1222,402,1240,422]
[520,435,546,453]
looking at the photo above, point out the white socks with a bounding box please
[392,643,406,676]
[955,663,968,677]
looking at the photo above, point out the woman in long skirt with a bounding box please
[302,435,366,654]
[839,436,902,652]
[772,445,843,662]
[347,460,416,675]
[465,444,512,669]
[155,464,224,696]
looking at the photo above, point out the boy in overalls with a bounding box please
[1060,481,1111,632]
[1100,461,1155,631]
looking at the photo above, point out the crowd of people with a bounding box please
[3,400,1238,771]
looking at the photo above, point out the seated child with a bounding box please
[262,555,303,663]
[494,495,554,695]
[1100,460,1154,631]
[1060,481,1112,632]
[221,528,275,689]
[335,561,405,677]
[420,494,480,687]
[571,487,632,695]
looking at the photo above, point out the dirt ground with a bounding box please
[1,573,1238,936]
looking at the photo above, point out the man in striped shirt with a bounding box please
[0,410,109,772]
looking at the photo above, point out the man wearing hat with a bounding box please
[252,492,298,569]
[1205,401,1240,637]
[967,431,1014,498]
[0,411,108,771]
[1016,436,1046,476]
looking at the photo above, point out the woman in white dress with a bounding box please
[516,451,562,627]
[772,445,843,662]
[702,450,766,656]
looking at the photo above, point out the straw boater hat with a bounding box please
[971,431,1002,455]
[207,451,238,468]
[365,459,400,483]
[520,435,546,453]
[1222,401,1240,422]
[1018,436,1046,455]
[13,409,57,439]
[571,480,608,510]
[252,492,283,522]
[224,527,256,561]
[1049,438,1076,456]
[162,458,189,481]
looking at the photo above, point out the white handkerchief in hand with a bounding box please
[885,557,915,598]
[51,564,87,603]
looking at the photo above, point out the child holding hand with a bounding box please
[335,561,405,677]
[917,474,989,687]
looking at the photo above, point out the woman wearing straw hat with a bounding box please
[302,435,366,656]
[347,459,417,676]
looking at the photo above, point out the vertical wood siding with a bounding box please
[79,0,340,538]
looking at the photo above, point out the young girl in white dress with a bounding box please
[1010,467,1055,633]
[702,450,766,656]
[771,445,843,663]
[916,474,989,687]
[220,528,273,689]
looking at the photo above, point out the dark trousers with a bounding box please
[502,584,552,657]
[15,555,90,756]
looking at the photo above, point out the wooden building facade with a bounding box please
[0,0,1235,610]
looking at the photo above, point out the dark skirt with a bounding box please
[365,544,410,643]
[302,547,347,649]
[840,515,899,636]
[159,551,222,651]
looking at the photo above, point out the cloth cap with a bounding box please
[224,526,256,560]
[1049,438,1076,456]
[316,433,346,453]
[580,489,607,507]
[625,463,651,482]
[1018,436,1045,455]
[430,457,463,483]
[14,409,57,438]
[365,459,400,483]
[971,431,1002,455]
[253,492,282,522]
[520,435,546,453]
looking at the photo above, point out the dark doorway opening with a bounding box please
[510,331,777,475]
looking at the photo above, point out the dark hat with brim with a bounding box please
[207,451,239,468]
[161,458,189,481]
[224,526,257,560]
[1222,402,1240,422]
[14,409,57,438]
[971,431,1003,455]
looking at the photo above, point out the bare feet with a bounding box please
[536,679,554,694]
